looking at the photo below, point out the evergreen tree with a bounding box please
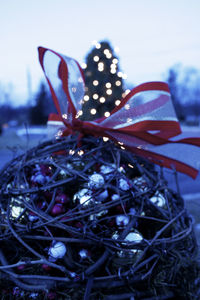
[82,41,125,120]
[29,82,56,125]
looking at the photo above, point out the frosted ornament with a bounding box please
[79,249,90,259]
[150,192,166,207]
[119,178,130,191]
[111,194,120,201]
[116,215,130,227]
[124,231,143,244]
[73,188,94,207]
[133,176,148,191]
[48,241,67,259]
[88,173,105,189]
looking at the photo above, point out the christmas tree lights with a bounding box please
[82,41,126,120]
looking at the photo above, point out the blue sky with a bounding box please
[1,0,200,105]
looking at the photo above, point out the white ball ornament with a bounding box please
[124,231,143,244]
[119,178,130,191]
[88,173,105,189]
[150,192,166,207]
[111,194,120,201]
[73,188,94,207]
[48,242,67,260]
[116,215,130,227]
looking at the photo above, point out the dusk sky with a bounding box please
[1,0,200,105]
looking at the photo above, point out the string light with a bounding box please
[62,114,67,119]
[125,104,130,110]
[106,89,112,95]
[92,40,101,49]
[115,100,121,106]
[122,90,130,98]
[117,71,123,78]
[128,164,134,168]
[104,111,110,117]
[93,80,99,86]
[93,94,99,100]
[110,69,116,74]
[115,80,121,86]
[78,150,84,156]
[84,95,89,101]
[90,108,97,115]
[69,150,75,155]
[72,87,77,93]
[104,49,109,55]
[98,62,104,71]
[122,74,128,79]
[106,52,112,59]
[112,58,118,64]
[103,137,109,142]
[76,110,83,118]
[81,63,87,69]
[105,82,111,88]
[99,97,106,103]
[125,89,131,95]
[110,63,116,69]
[93,56,100,62]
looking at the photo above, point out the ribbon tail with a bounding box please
[103,130,200,179]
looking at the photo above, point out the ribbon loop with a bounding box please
[38,46,200,179]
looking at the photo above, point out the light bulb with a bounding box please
[115,100,121,106]
[104,111,110,117]
[76,110,83,118]
[110,63,117,69]
[93,94,99,100]
[117,72,123,78]
[115,80,121,86]
[105,82,111,88]
[106,53,112,59]
[99,97,106,103]
[93,80,99,86]
[96,43,101,49]
[110,69,116,74]
[90,108,97,115]
[98,62,104,67]
[106,89,112,95]
[98,62,104,71]
[62,114,67,119]
[84,95,89,101]
[125,104,130,110]
[104,49,109,55]
[93,56,100,62]
[125,89,131,95]
[112,58,118,64]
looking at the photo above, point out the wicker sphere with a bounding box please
[0,135,199,299]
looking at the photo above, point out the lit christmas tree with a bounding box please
[81,41,127,120]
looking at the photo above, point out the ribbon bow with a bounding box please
[38,46,200,178]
